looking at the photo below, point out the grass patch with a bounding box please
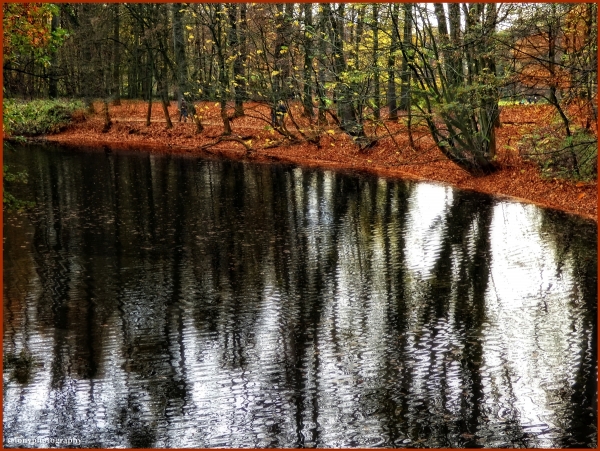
[3,98,86,136]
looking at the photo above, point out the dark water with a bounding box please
[3,144,597,448]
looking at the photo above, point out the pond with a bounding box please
[3,144,597,448]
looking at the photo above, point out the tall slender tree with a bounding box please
[387,4,400,120]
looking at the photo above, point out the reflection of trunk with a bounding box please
[164,160,191,406]
[539,209,597,446]
[381,181,413,436]
[429,192,495,436]
[464,198,494,434]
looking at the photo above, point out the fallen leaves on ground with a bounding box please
[45,100,597,221]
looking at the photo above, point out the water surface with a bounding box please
[3,144,597,448]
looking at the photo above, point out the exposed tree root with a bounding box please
[200,135,253,153]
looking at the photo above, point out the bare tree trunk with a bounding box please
[112,4,121,105]
[273,3,292,103]
[240,4,248,103]
[323,3,369,148]
[324,4,354,129]
[372,4,381,119]
[191,103,204,134]
[433,3,452,83]
[102,99,112,133]
[353,5,365,122]
[484,3,499,156]
[80,4,95,112]
[221,100,231,135]
[448,3,462,87]
[387,3,400,120]
[48,11,59,98]
[399,3,413,111]
[211,3,231,135]
[146,81,153,127]
[157,61,172,129]
[171,3,187,108]
[302,3,314,118]
[228,4,244,117]
[316,9,328,124]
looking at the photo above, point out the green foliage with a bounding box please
[522,127,597,181]
[3,164,28,184]
[3,3,67,66]
[3,99,85,136]
[3,162,34,211]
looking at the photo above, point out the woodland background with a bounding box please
[3,3,598,179]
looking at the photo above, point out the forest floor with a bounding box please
[45,100,597,221]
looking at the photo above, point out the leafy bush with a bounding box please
[3,162,34,210]
[3,99,85,136]
[521,126,597,181]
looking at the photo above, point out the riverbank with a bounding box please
[39,100,597,221]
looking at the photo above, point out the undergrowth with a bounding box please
[3,98,86,137]
[3,141,35,210]
[520,123,597,182]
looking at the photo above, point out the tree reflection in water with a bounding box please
[3,145,597,448]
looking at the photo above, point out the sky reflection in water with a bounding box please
[3,145,597,448]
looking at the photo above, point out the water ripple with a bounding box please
[3,145,597,448]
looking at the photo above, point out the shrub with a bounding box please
[3,99,85,136]
[521,126,597,181]
[3,161,34,210]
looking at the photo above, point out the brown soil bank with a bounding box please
[45,100,596,221]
